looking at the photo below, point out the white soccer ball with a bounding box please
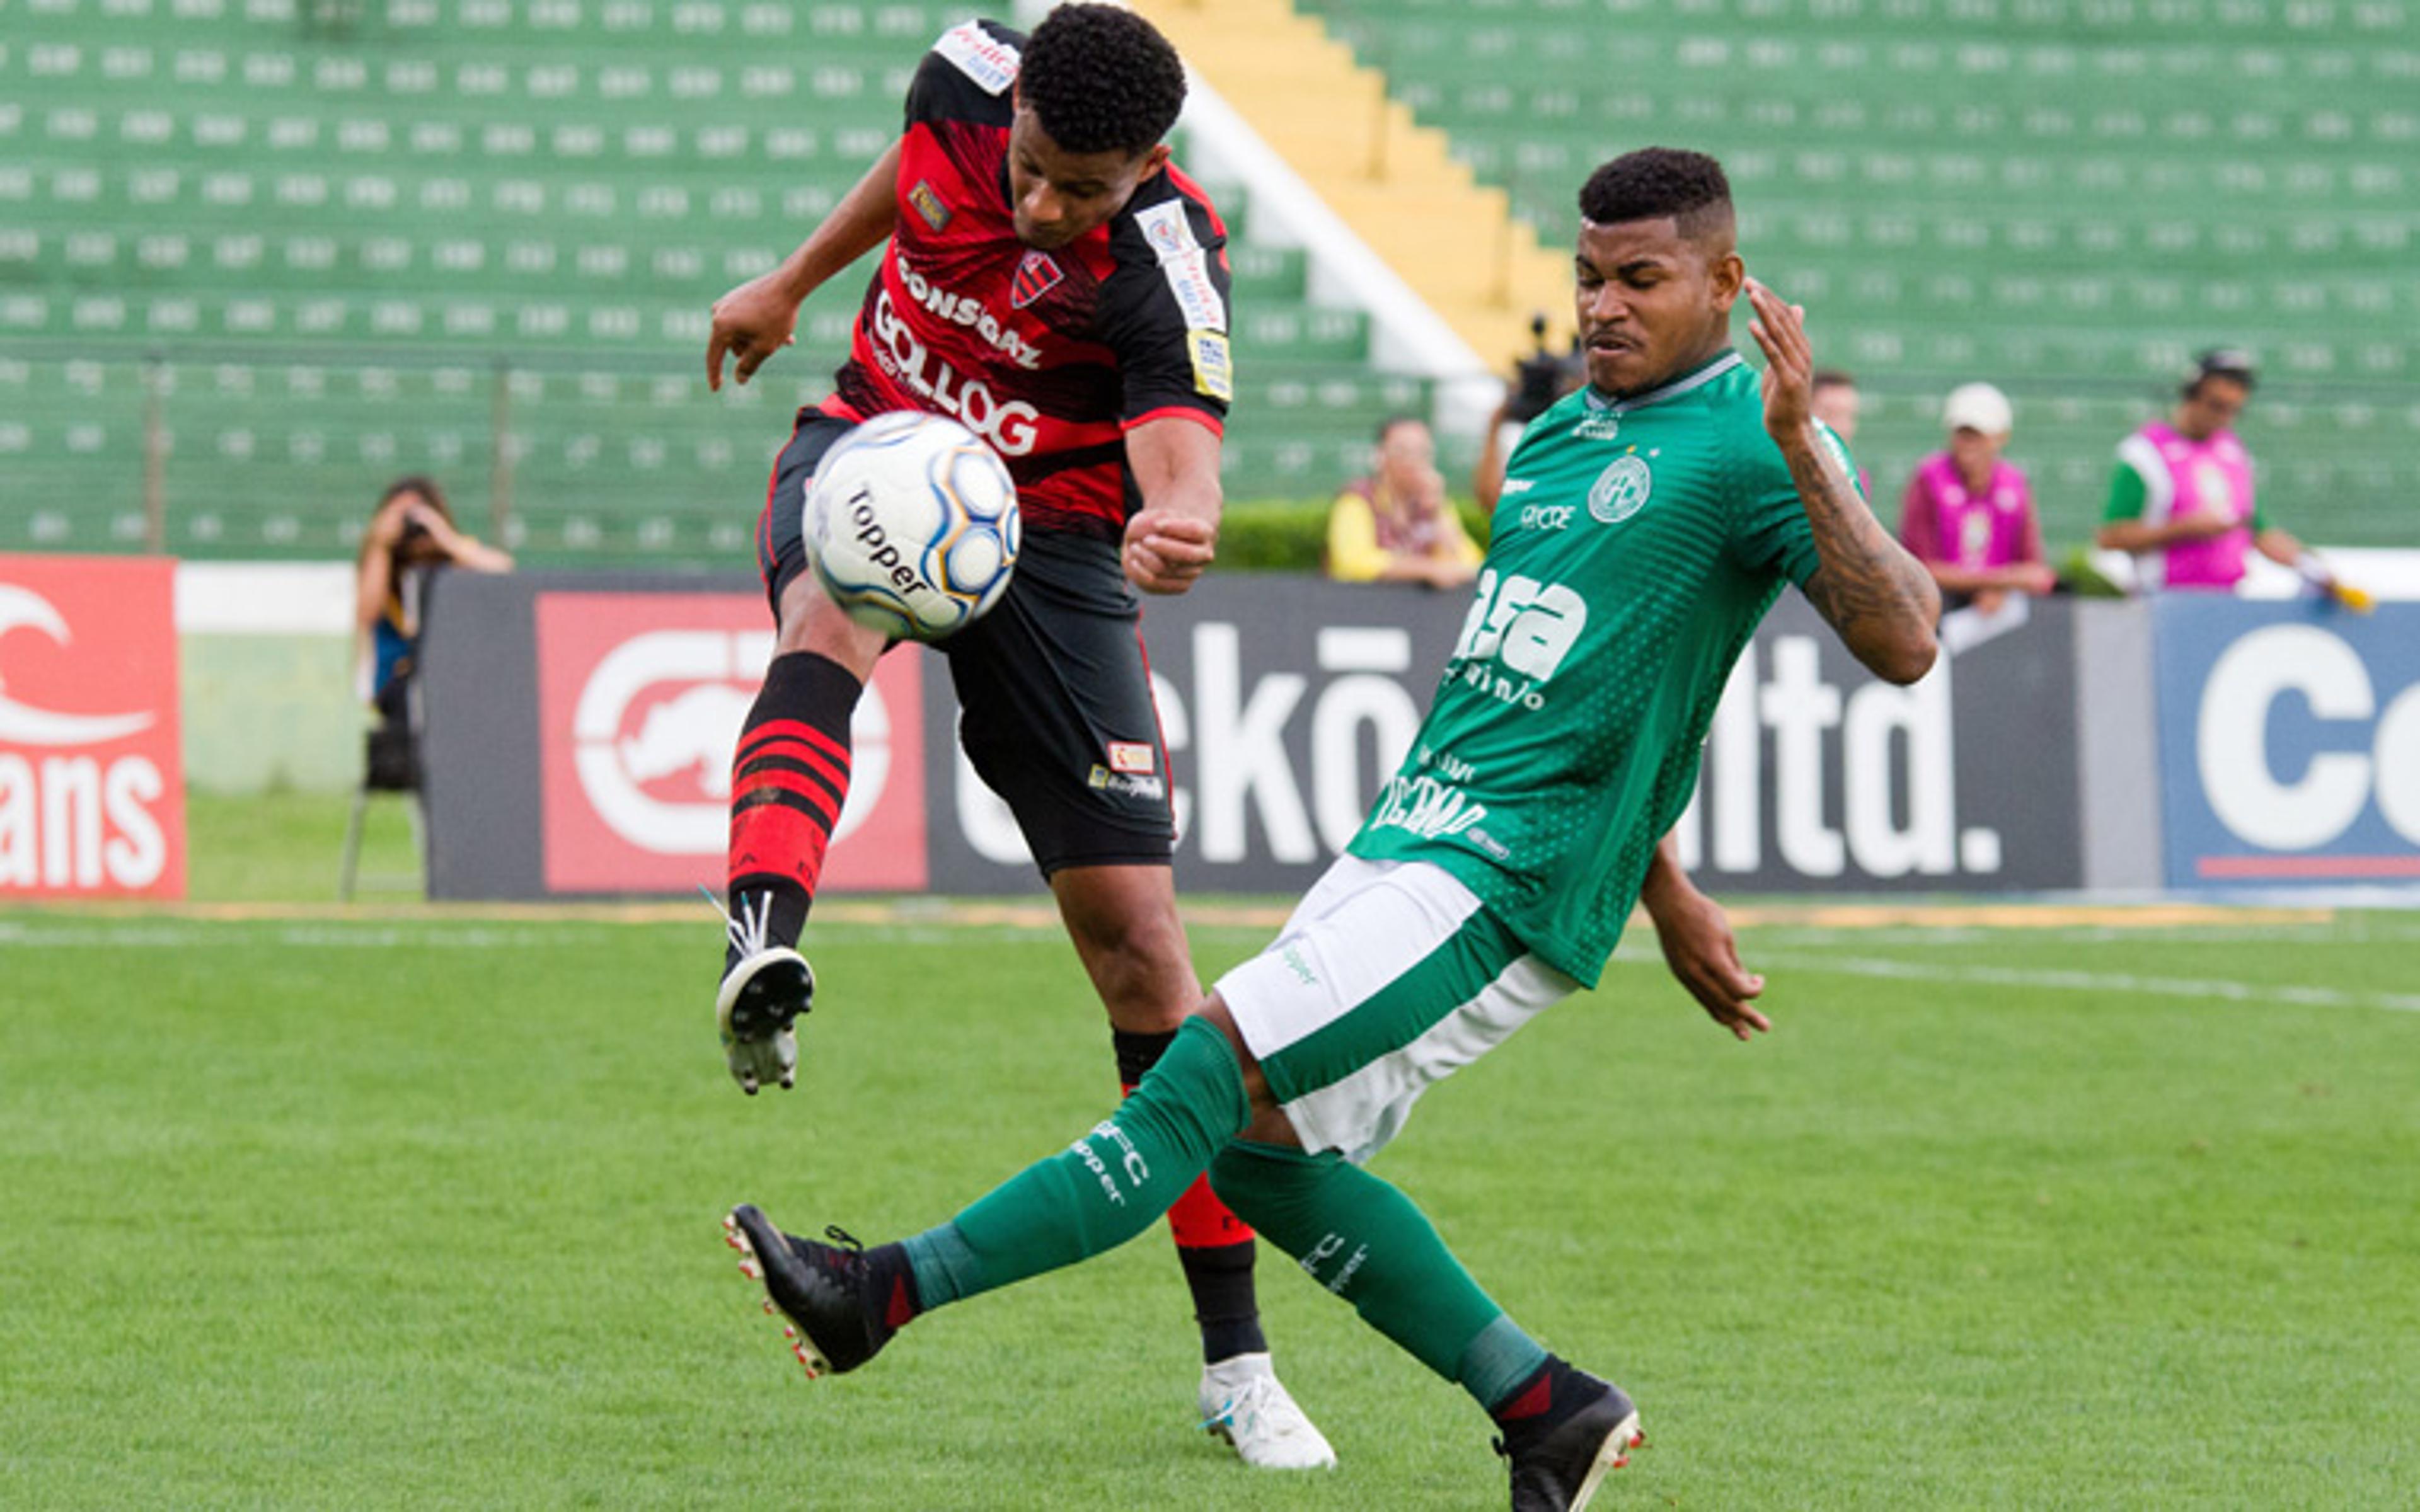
[802,411,1022,642]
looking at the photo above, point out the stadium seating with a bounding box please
[1298,0,2419,548]
[0,0,1425,564]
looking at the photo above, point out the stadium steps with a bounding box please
[1126,0,1570,371]
[1292,0,2420,547]
[0,0,1424,562]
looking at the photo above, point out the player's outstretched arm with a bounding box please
[706,140,904,391]
[1122,416,1222,595]
[1745,279,1940,685]
[1640,836,1770,1041]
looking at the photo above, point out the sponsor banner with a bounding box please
[533,591,925,894]
[0,554,185,899]
[1670,594,2084,891]
[2152,598,2420,885]
[427,571,2091,900]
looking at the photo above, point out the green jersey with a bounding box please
[1348,351,1835,986]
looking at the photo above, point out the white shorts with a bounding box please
[1216,856,1577,1163]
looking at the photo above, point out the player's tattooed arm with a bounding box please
[1640,836,1770,1041]
[1745,279,1940,685]
[708,140,904,390]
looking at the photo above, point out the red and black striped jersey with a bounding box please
[818,18,1235,541]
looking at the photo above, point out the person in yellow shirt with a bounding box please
[1327,416,1482,588]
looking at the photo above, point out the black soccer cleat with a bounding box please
[715,948,812,1094]
[722,1205,908,1378]
[1497,1372,1645,1512]
[718,947,814,1043]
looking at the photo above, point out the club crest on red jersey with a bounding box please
[1010,250,1064,309]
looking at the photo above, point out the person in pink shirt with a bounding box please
[1896,382,2056,614]
[2095,348,2342,597]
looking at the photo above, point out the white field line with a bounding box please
[1729,949,2420,1015]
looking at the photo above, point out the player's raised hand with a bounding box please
[1744,277,1816,444]
[1648,883,1772,1041]
[706,268,804,392]
[1123,509,1217,595]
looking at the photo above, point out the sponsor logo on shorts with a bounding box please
[907,180,951,232]
[1087,764,1167,801]
[1186,329,1233,403]
[1278,941,1317,986]
[1107,741,1156,774]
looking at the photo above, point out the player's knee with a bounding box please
[1066,901,1194,1028]
[1208,1139,1336,1239]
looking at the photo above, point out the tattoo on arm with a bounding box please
[1785,435,1940,672]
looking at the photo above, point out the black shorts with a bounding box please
[756,408,1175,875]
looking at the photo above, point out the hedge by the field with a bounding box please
[1213,499,1493,573]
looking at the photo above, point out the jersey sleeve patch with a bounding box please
[933,20,1020,94]
[1186,329,1233,402]
[1135,200,1229,332]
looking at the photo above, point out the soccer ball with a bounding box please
[803,411,1022,641]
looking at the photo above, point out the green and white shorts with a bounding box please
[1216,856,1578,1163]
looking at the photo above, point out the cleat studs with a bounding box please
[763,1299,776,1314]
[783,1326,797,1339]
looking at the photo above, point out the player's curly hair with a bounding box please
[1579,148,1735,241]
[1020,3,1187,156]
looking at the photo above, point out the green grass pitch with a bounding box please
[4,814,2417,1505]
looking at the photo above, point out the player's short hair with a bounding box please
[1021,4,1187,156]
[1577,148,1735,243]
[1812,369,1858,394]
[1375,414,1426,444]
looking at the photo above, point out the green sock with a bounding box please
[1209,1140,1548,1411]
[902,1016,1250,1309]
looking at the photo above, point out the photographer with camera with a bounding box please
[1472,315,1586,512]
[353,476,514,709]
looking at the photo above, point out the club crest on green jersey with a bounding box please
[1587,455,1654,524]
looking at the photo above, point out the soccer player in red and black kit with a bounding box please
[700,5,1332,1469]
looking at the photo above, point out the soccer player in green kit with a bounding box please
[721,149,1940,1509]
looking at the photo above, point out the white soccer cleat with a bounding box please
[1199,1353,1337,1470]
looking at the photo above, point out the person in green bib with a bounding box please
[720,148,1940,1511]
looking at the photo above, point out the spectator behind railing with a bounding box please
[1896,382,2058,617]
[1326,416,1482,590]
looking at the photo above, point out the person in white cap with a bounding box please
[1894,381,2056,614]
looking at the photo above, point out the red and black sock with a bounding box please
[1490,1355,1601,1451]
[725,651,860,971]
[1116,1026,1269,1365]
